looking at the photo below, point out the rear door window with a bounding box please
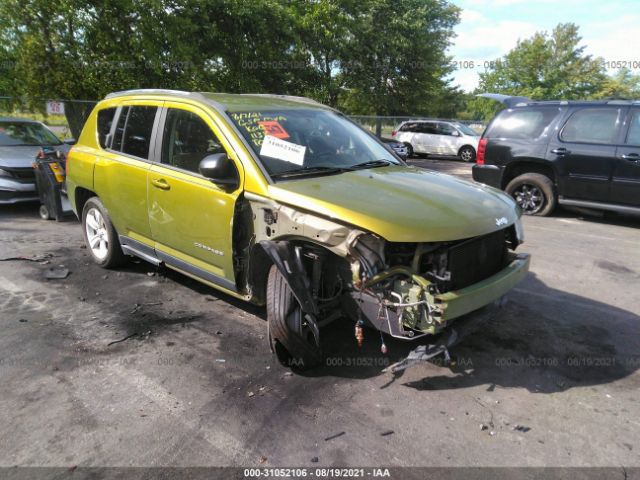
[399,122,417,132]
[625,109,640,146]
[97,107,117,149]
[110,106,158,159]
[560,108,622,145]
[417,123,437,134]
[486,107,560,140]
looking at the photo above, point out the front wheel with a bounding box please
[459,146,476,162]
[506,173,556,216]
[266,265,322,371]
[82,197,127,267]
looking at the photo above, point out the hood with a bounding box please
[267,165,518,242]
[0,144,69,168]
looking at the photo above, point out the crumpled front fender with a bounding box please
[258,240,319,315]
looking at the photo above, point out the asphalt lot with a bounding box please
[1,158,640,475]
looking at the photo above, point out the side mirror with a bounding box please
[199,153,239,188]
[64,138,76,145]
[451,130,460,137]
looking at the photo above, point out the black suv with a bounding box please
[472,100,640,216]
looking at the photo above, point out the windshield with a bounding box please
[229,109,401,179]
[0,121,62,146]
[454,123,478,137]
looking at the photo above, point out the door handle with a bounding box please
[621,153,640,162]
[151,178,171,190]
[551,148,570,156]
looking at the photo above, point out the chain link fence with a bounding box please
[1,97,486,141]
[349,115,487,138]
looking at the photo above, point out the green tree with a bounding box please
[593,68,640,99]
[468,23,607,120]
[338,0,460,116]
[0,0,463,122]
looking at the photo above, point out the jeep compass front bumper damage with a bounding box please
[248,195,529,343]
[352,252,529,340]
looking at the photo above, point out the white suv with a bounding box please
[392,120,480,162]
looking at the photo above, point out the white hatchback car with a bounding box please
[392,120,480,162]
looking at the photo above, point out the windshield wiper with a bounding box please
[270,166,351,180]
[349,159,394,170]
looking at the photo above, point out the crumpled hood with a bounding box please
[267,165,519,242]
[0,144,69,168]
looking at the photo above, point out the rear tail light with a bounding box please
[391,130,397,137]
[476,138,487,165]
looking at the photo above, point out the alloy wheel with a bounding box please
[85,207,109,260]
[513,183,544,214]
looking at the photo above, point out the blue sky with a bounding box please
[448,0,640,91]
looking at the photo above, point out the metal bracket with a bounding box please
[383,329,458,374]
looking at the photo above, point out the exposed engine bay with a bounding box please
[240,193,526,343]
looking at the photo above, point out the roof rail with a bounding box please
[476,93,532,107]
[104,89,205,100]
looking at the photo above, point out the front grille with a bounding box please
[447,229,508,290]
[3,167,36,181]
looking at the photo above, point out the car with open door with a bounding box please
[67,90,529,370]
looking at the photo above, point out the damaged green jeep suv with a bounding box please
[66,89,530,369]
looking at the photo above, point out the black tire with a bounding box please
[81,197,127,268]
[39,205,52,220]
[404,143,414,158]
[506,173,556,216]
[266,265,322,371]
[458,145,476,163]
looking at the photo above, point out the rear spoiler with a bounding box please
[476,93,532,108]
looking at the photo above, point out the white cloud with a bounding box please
[449,10,539,91]
[448,5,640,92]
[580,14,640,73]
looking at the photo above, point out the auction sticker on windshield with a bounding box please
[260,135,306,165]
[258,120,290,139]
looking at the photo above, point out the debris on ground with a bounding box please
[19,319,28,323]
[380,430,394,436]
[474,398,496,436]
[514,425,531,433]
[324,431,345,441]
[259,455,267,464]
[248,391,255,397]
[0,253,53,263]
[107,330,152,346]
[311,457,319,463]
[383,330,458,374]
[44,266,70,279]
[215,359,226,363]
[130,302,163,314]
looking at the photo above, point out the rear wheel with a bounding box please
[404,143,414,158]
[266,265,322,371]
[506,173,556,216]
[82,197,127,267]
[39,205,52,220]
[459,145,476,163]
